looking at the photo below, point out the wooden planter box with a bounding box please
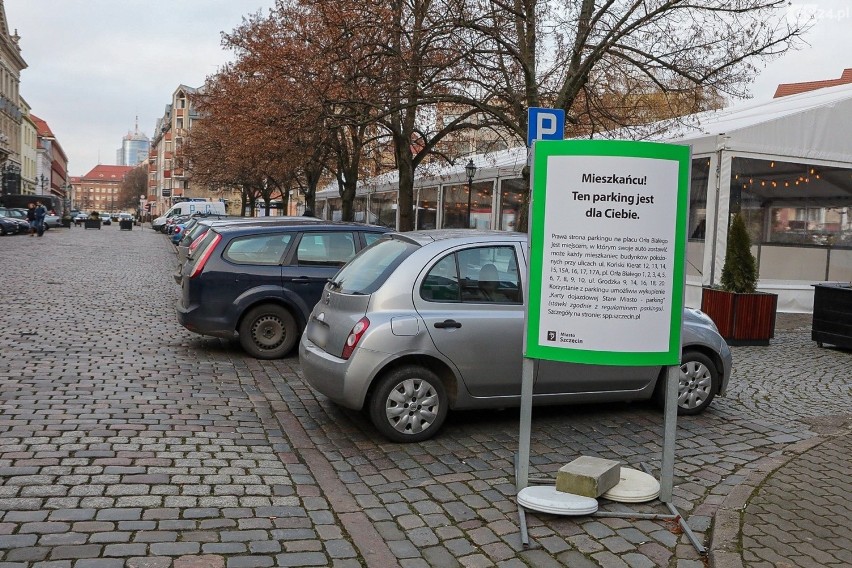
[701,288,778,346]
[84,219,102,230]
[812,283,852,349]
[119,219,133,231]
[61,219,71,228]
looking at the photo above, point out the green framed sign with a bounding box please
[524,139,690,366]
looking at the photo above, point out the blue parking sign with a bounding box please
[527,108,565,147]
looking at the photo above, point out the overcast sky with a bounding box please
[5,0,852,176]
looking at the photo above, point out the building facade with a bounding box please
[74,164,133,213]
[147,84,242,218]
[19,97,37,194]
[148,85,196,217]
[0,0,26,196]
[31,114,69,203]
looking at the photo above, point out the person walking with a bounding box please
[26,202,36,236]
[34,201,47,237]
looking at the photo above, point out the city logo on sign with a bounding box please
[527,108,565,147]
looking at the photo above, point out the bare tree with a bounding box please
[117,165,148,211]
[451,0,808,230]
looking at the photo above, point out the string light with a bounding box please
[738,165,824,189]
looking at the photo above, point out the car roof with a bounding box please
[388,229,527,246]
[194,215,309,228]
[211,219,387,234]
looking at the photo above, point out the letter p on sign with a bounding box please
[527,108,565,147]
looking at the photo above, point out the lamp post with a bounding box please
[37,174,49,196]
[465,159,477,229]
[62,183,73,216]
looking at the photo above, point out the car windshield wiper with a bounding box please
[328,278,342,290]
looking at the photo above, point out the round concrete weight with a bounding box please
[601,467,660,503]
[517,486,598,515]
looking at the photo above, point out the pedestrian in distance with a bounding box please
[26,202,36,236]
[34,201,47,237]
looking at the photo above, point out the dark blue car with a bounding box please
[176,219,388,359]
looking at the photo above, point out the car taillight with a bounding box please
[189,234,221,279]
[188,230,209,254]
[341,317,370,359]
[174,226,182,234]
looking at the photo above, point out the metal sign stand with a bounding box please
[515,138,704,555]
[514,364,706,555]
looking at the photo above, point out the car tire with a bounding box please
[238,304,298,359]
[369,365,448,443]
[655,350,718,415]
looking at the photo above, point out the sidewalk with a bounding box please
[1,227,850,567]
[711,362,852,568]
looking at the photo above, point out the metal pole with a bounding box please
[516,357,535,491]
[660,365,679,502]
[467,178,473,228]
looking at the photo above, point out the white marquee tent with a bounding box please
[317,83,852,312]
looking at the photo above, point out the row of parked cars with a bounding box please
[169,215,733,442]
[70,211,135,225]
[0,206,63,234]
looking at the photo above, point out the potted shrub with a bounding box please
[84,210,102,230]
[701,213,777,345]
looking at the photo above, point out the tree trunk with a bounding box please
[340,178,357,222]
[395,142,415,232]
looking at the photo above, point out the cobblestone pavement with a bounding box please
[0,225,849,567]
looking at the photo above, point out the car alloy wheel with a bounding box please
[677,351,718,414]
[369,365,448,443]
[654,350,718,415]
[238,304,298,359]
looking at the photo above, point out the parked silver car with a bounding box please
[300,230,733,442]
[43,213,63,228]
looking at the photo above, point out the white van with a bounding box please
[152,201,226,230]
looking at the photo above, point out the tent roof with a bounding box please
[318,83,852,198]
[667,82,852,161]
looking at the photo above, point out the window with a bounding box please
[730,156,852,246]
[354,197,367,222]
[327,199,342,222]
[224,233,293,265]
[333,237,419,295]
[442,181,493,229]
[421,255,460,302]
[689,158,710,241]
[416,187,438,229]
[296,232,356,266]
[364,232,385,246]
[369,192,396,228]
[421,246,521,304]
[499,178,524,231]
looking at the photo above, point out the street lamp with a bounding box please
[37,174,49,195]
[465,159,477,229]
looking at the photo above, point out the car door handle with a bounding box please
[434,319,462,329]
[289,277,313,283]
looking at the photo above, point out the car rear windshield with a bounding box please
[330,236,419,295]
